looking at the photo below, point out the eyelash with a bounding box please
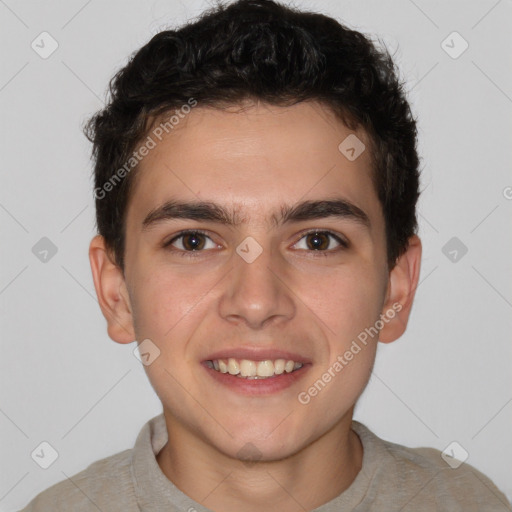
[163,229,349,259]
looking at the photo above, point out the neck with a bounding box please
[156,412,363,512]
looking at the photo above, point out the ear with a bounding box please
[378,235,422,344]
[89,235,136,344]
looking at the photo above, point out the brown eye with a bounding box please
[293,230,348,252]
[305,232,330,250]
[165,230,217,253]
[180,232,206,251]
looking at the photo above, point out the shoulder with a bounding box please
[352,421,511,511]
[394,444,511,510]
[18,448,138,512]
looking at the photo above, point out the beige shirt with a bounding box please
[19,413,511,511]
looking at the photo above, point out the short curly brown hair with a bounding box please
[84,0,421,272]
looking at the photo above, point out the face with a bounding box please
[92,100,419,462]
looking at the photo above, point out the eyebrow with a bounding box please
[141,198,371,231]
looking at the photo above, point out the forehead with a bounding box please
[126,101,382,229]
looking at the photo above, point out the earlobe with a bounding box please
[378,235,422,344]
[88,235,136,344]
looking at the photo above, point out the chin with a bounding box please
[215,420,313,463]
[221,436,303,464]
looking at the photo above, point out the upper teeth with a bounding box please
[206,358,303,378]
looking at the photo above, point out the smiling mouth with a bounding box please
[204,358,304,379]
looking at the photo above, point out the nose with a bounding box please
[218,240,296,330]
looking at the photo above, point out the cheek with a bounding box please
[129,268,202,340]
[296,270,381,428]
[295,265,385,343]
[129,263,230,362]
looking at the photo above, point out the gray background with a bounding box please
[1,0,511,509]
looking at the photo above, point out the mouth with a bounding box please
[201,351,311,396]
[204,357,304,379]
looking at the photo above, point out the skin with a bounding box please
[89,100,421,512]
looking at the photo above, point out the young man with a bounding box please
[20,0,511,510]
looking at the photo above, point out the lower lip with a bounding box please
[202,363,311,396]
